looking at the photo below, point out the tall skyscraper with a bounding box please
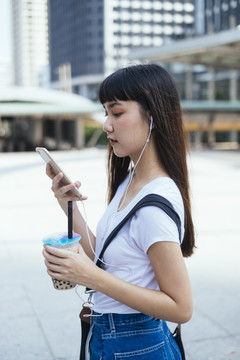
[48,0,195,99]
[11,0,49,87]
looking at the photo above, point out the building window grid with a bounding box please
[113,2,194,44]
[49,0,197,82]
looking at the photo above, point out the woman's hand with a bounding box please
[46,162,87,203]
[42,243,98,288]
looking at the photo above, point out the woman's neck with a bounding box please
[117,143,169,211]
[130,143,169,184]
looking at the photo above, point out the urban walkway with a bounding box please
[0,148,239,360]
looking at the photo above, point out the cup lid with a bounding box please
[42,232,81,246]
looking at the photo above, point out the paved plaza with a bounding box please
[0,148,240,360]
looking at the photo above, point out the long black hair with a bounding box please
[99,64,195,257]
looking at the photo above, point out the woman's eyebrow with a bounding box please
[104,102,122,110]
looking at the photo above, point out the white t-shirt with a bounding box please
[92,175,184,314]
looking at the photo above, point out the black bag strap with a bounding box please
[86,193,181,292]
[97,193,181,267]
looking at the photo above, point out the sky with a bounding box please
[0,0,12,60]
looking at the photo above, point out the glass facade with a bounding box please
[49,0,104,82]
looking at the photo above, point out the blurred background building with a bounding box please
[200,0,239,33]
[11,0,49,87]
[0,0,240,151]
[48,0,195,100]
[0,57,13,87]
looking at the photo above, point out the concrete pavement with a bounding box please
[0,148,240,360]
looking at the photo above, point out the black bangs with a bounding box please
[99,68,133,104]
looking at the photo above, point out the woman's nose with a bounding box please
[103,117,113,133]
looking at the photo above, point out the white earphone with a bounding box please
[146,116,153,143]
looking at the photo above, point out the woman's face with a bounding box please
[103,100,150,161]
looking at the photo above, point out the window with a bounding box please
[153,25,163,34]
[132,36,142,45]
[121,0,131,7]
[163,26,173,35]
[132,13,142,21]
[120,23,131,32]
[121,36,131,45]
[132,1,141,9]
[142,1,152,10]
[163,2,173,11]
[184,3,194,12]
[153,2,162,10]
[141,12,151,21]
[121,11,131,21]
[142,36,152,45]
[132,24,141,32]
[142,24,152,33]
[164,14,173,23]
[153,37,163,46]
[174,14,184,23]
[174,2,183,11]
[153,13,163,22]
[184,15,194,24]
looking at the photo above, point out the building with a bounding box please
[0,86,102,152]
[11,0,49,87]
[0,57,13,86]
[48,0,195,100]
[192,0,240,102]
[195,0,240,35]
[131,1,240,102]
[128,1,240,148]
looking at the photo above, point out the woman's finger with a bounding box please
[51,172,63,189]
[74,180,81,189]
[51,174,87,201]
[46,267,62,279]
[46,163,57,179]
[53,183,76,197]
[43,245,70,259]
[44,258,60,271]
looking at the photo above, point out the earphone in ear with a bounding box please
[146,116,153,143]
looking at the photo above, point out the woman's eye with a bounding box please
[113,113,122,118]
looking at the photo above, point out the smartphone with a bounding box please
[35,147,81,197]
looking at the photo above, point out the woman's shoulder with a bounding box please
[132,177,185,244]
[142,177,183,208]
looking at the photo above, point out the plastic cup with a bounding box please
[43,232,81,290]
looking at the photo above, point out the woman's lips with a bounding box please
[108,138,117,146]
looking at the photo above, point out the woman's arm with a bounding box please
[46,163,96,260]
[43,241,193,324]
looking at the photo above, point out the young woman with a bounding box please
[43,64,195,360]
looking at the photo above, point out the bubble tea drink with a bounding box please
[43,232,81,290]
